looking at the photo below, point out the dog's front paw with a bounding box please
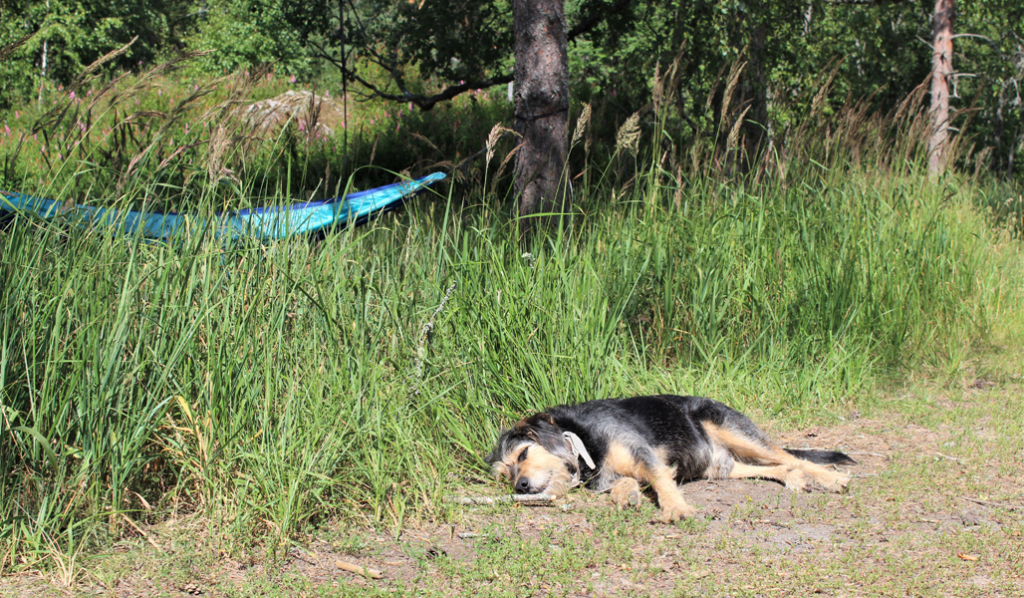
[658,501,698,523]
[819,471,851,493]
[783,468,809,492]
[610,478,642,510]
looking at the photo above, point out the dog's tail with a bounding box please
[784,448,857,465]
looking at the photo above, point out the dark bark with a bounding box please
[312,0,633,111]
[513,0,571,229]
[740,22,769,174]
[927,0,955,177]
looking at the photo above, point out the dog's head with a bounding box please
[485,413,578,497]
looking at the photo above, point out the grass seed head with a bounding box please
[572,103,592,148]
[616,112,641,158]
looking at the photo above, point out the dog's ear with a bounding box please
[514,413,573,460]
[514,413,556,432]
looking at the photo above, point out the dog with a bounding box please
[486,395,855,522]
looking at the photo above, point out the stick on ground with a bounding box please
[446,493,555,505]
[336,560,383,579]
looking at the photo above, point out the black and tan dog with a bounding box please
[486,395,855,522]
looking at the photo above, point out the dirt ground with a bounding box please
[4,375,1023,597]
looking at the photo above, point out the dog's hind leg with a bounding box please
[702,422,850,493]
[726,462,809,492]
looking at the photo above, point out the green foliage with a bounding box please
[2,0,1024,578]
[3,0,1022,176]
[285,0,514,86]
[0,0,187,108]
[0,67,507,212]
[2,82,1021,573]
[182,0,317,78]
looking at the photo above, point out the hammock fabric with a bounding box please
[0,172,445,241]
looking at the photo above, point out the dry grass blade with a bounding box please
[494,141,523,182]
[572,104,592,148]
[71,36,139,92]
[301,89,323,142]
[616,112,642,158]
[412,132,442,155]
[486,124,516,164]
[369,135,379,166]
[810,58,842,120]
[654,45,685,114]
[704,62,730,115]
[894,76,931,126]
[0,31,36,63]
[486,123,502,164]
[652,63,664,114]
[205,125,241,186]
[726,105,752,161]
[720,59,748,125]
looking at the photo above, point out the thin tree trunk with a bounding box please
[927,0,955,177]
[741,22,769,174]
[37,40,47,108]
[994,81,1005,175]
[38,0,50,109]
[513,0,570,231]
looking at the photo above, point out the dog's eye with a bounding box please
[518,447,529,463]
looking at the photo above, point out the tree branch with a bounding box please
[567,0,636,41]
[0,31,37,63]
[322,0,637,110]
[823,0,914,4]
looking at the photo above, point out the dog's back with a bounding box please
[547,395,853,484]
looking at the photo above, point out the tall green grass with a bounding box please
[2,74,1022,576]
[0,66,507,212]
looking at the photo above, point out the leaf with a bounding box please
[957,553,980,561]
[14,425,58,471]
[173,395,193,425]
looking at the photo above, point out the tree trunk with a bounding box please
[927,0,955,177]
[513,0,570,230]
[740,22,769,174]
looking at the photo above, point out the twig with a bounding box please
[120,513,163,553]
[411,281,457,386]
[846,451,891,460]
[336,560,383,579]
[312,0,636,110]
[446,493,555,505]
[962,496,1023,511]
[290,548,320,567]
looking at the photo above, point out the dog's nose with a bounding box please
[515,478,531,494]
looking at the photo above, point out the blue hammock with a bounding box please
[0,172,445,241]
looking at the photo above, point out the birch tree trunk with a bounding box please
[927,0,955,177]
[513,0,570,231]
